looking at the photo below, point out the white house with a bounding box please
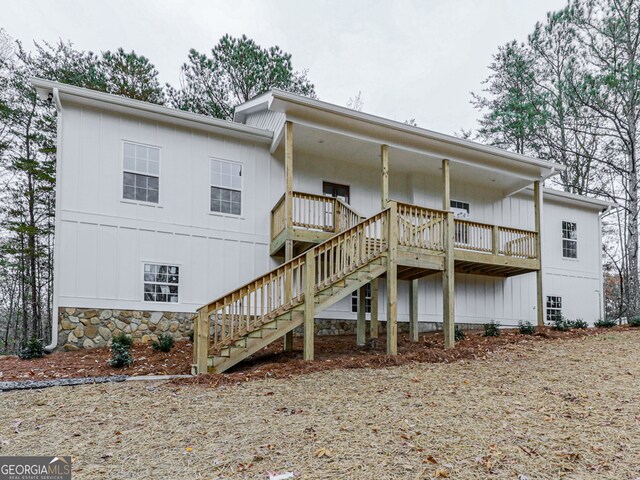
[32,79,612,373]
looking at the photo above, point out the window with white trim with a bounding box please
[143,264,179,303]
[351,283,372,313]
[123,142,160,203]
[546,296,562,323]
[562,221,577,258]
[451,200,470,244]
[210,159,242,215]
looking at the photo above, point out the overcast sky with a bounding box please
[4,0,565,133]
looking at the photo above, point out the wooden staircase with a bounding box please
[192,200,540,374]
[193,210,389,374]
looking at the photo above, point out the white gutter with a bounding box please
[266,89,566,174]
[46,87,63,352]
[30,78,274,143]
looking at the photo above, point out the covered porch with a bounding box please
[269,115,552,352]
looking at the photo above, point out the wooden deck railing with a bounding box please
[270,191,363,241]
[498,226,537,259]
[397,203,446,251]
[394,201,538,259]
[452,218,538,259]
[202,207,389,355]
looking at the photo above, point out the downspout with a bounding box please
[45,87,63,352]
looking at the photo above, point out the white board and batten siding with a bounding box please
[56,103,277,313]
[56,101,605,326]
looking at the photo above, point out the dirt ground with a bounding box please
[1,330,638,479]
[0,326,622,382]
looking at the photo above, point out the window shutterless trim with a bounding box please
[141,262,181,304]
[210,157,243,216]
[121,140,162,206]
[561,220,578,259]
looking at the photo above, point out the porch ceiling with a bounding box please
[275,122,547,195]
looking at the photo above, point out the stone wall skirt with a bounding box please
[57,307,196,350]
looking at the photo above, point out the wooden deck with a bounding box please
[271,192,539,278]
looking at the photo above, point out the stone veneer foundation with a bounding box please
[57,307,484,351]
[57,307,195,351]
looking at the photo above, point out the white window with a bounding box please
[451,200,470,244]
[351,283,372,313]
[143,264,179,303]
[210,159,242,215]
[546,296,562,323]
[562,221,577,259]
[123,142,160,203]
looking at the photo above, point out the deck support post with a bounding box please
[284,121,295,352]
[409,279,419,342]
[194,307,209,374]
[381,144,389,208]
[370,278,379,338]
[304,250,315,360]
[534,180,544,327]
[442,159,455,349]
[357,285,367,346]
[387,201,398,355]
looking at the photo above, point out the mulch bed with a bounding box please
[1,325,630,384]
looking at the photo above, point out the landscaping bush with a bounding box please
[483,321,500,337]
[18,335,44,360]
[628,316,640,327]
[109,333,133,368]
[572,319,588,329]
[594,318,617,328]
[518,320,535,335]
[454,325,466,341]
[188,330,194,342]
[551,316,571,332]
[152,333,175,352]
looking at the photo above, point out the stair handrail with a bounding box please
[195,206,391,363]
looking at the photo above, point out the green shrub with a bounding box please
[454,325,466,341]
[518,320,535,335]
[112,332,133,348]
[18,335,44,360]
[551,316,571,331]
[594,318,617,328]
[188,330,194,342]
[628,316,640,327]
[152,333,175,352]
[572,319,588,329]
[483,321,500,337]
[109,333,133,368]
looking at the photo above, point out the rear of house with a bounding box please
[32,79,611,353]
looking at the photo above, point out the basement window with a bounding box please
[546,296,562,323]
[562,221,577,259]
[211,159,242,215]
[351,283,372,313]
[143,264,179,303]
[123,142,160,203]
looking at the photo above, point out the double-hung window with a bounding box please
[123,142,160,203]
[211,159,242,215]
[562,221,577,259]
[143,264,179,303]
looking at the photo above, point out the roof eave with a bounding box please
[31,78,274,143]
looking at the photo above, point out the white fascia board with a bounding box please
[267,89,565,178]
[520,186,616,212]
[30,78,274,144]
